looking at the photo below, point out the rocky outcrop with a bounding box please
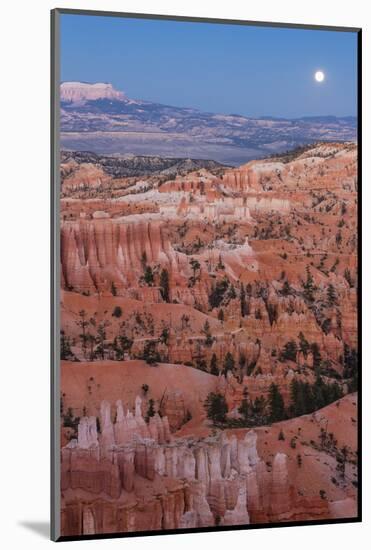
[61,400,334,536]
[60,217,183,294]
[62,163,111,192]
[222,144,357,194]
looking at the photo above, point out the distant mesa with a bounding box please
[60,81,127,103]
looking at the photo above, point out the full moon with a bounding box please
[314,70,325,82]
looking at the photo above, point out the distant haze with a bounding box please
[60,82,357,165]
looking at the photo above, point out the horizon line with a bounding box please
[60,81,357,121]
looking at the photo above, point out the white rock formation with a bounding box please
[61,81,126,103]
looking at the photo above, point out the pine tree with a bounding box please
[311,342,322,372]
[268,383,285,422]
[202,320,213,347]
[280,340,298,362]
[327,283,337,306]
[301,381,314,414]
[146,399,156,422]
[143,265,154,286]
[159,268,170,302]
[113,322,133,360]
[141,341,160,365]
[343,344,358,391]
[298,332,310,357]
[251,396,267,417]
[281,280,292,296]
[240,284,247,317]
[196,359,208,372]
[255,308,262,320]
[96,320,110,360]
[112,306,122,318]
[160,327,169,345]
[223,352,235,375]
[289,378,302,417]
[60,330,74,360]
[76,309,89,359]
[190,258,201,279]
[209,278,229,308]
[303,266,316,302]
[204,392,228,423]
[228,284,237,300]
[210,353,219,376]
[86,332,96,361]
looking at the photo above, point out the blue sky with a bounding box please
[60,14,358,118]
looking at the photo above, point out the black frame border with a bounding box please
[51,8,362,542]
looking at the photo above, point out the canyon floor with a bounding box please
[59,142,358,537]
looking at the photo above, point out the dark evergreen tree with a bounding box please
[303,266,316,302]
[265,296,278,326]
[113,327,133,360]
[228,284,237,300]
[159,268,170,302]
[141,340,161,365]
[76,309,89,359]
[210,353,219,376]
[343,344,358,391]
[298,332,310,357]
[240,284,247,317]
[223,352,235,375]
[281,280,292,296]
[280,340,298,362]
[146,399,156,422]
[95,320,110,360]
[251,396,268,424]
[311,342,322,372]
[143,265,154,286]
[327,283,337,306]
[255,308,262,320]
[209,278,229,308]
[289,379,302,416]
[202,320,213,347]
[112,306,122,318]
[196,359,208,372]
[204,392,228,423]
[190,258,201,279]
[60,330,74,360]
[160,327,169,345]
[268,383,285,422]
